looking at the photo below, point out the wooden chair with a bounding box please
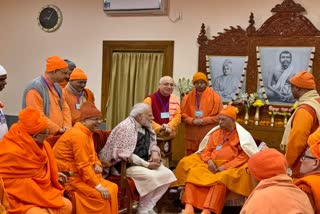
[93,130,139,214]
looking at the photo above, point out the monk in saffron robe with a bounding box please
[22,55,72,136]
[53,102,118,214]
[144,76,181,139]
[174,105,258,214]
[63,68,95,125]
[181,72,223,155]
[294,141,320,213]
[0,107,72,214]
[241,149,313,214]
[280,71,320,177]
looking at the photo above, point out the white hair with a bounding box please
[159,76,173,84]
[129,103,150,118]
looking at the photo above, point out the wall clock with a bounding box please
[38,5,63,32]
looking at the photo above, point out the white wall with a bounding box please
[0,0,319,115]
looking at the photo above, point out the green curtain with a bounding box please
[106,52,164,129]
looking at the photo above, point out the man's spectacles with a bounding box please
[161,83,175,87]
[87,118,103,123]
[300,155,317,161]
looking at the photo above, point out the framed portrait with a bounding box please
[207,56,247,102]
[257,47,314,105]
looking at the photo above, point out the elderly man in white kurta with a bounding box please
[99,103,176,214]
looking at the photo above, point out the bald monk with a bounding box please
[22,55,72,136]
[63,68,95,125]
[174,106,258,214]
[181,72,222,155]
[280,71,320,177]
[144,76,181,139]
[0,107,72,214]
[53,102,118,214]
[241,148,313,214]
[294,142,320,213]
[59,59,76,88]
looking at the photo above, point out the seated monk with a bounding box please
[241,149,314,213]
[99,103,177,214]
[53,102,118,214]
[0,107,72,214]
[294,141,320,213]
[173,105,259,214]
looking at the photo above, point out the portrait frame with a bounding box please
[206,55,248,103]
[256,46,315,105]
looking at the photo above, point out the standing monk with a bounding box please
[53,102,118,214]
[280,71,320,177]
[182,72,223,155]
[144,76,181,139]
[63,68,95,125]
[22,55,72,136]
[0,65,8,139]
[0,107,72,214]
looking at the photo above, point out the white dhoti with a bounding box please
[126,164,176,196]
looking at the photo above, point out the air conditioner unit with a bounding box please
[103,0,168,16]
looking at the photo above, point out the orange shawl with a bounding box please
[182,87,222,124]
[294,174,320,213]
[0,124,64,214]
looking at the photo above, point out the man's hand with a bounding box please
[208,159,218,173]
[95,184,110,199]
[148,162,161,170]
[149,151,161,163]
[93,164,103,174]
[192,119,204,126]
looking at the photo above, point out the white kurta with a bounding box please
[126,164,176,196]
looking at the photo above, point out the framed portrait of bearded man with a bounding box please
[257,47,314,105]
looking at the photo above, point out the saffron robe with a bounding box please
[240,174,314,214]
[0,124,70,214]
[63,87,95,125]
[281,90,320,177]
[173,129,254,196]
[181,87,223,155]
[53,122,118,214]
[0,178,8,214]
[25,76,72,135]
[294,174,320,213]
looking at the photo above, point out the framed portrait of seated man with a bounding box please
[257,47,314,105]
[207,56,247,102]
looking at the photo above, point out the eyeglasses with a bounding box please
[300,155,317,162]
[161,83,175,87]
[87,118,103,123]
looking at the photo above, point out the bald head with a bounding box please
[158,76,174,96]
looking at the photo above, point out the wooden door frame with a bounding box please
[101,40,174,118]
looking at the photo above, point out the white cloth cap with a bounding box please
[0,65,7,76]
